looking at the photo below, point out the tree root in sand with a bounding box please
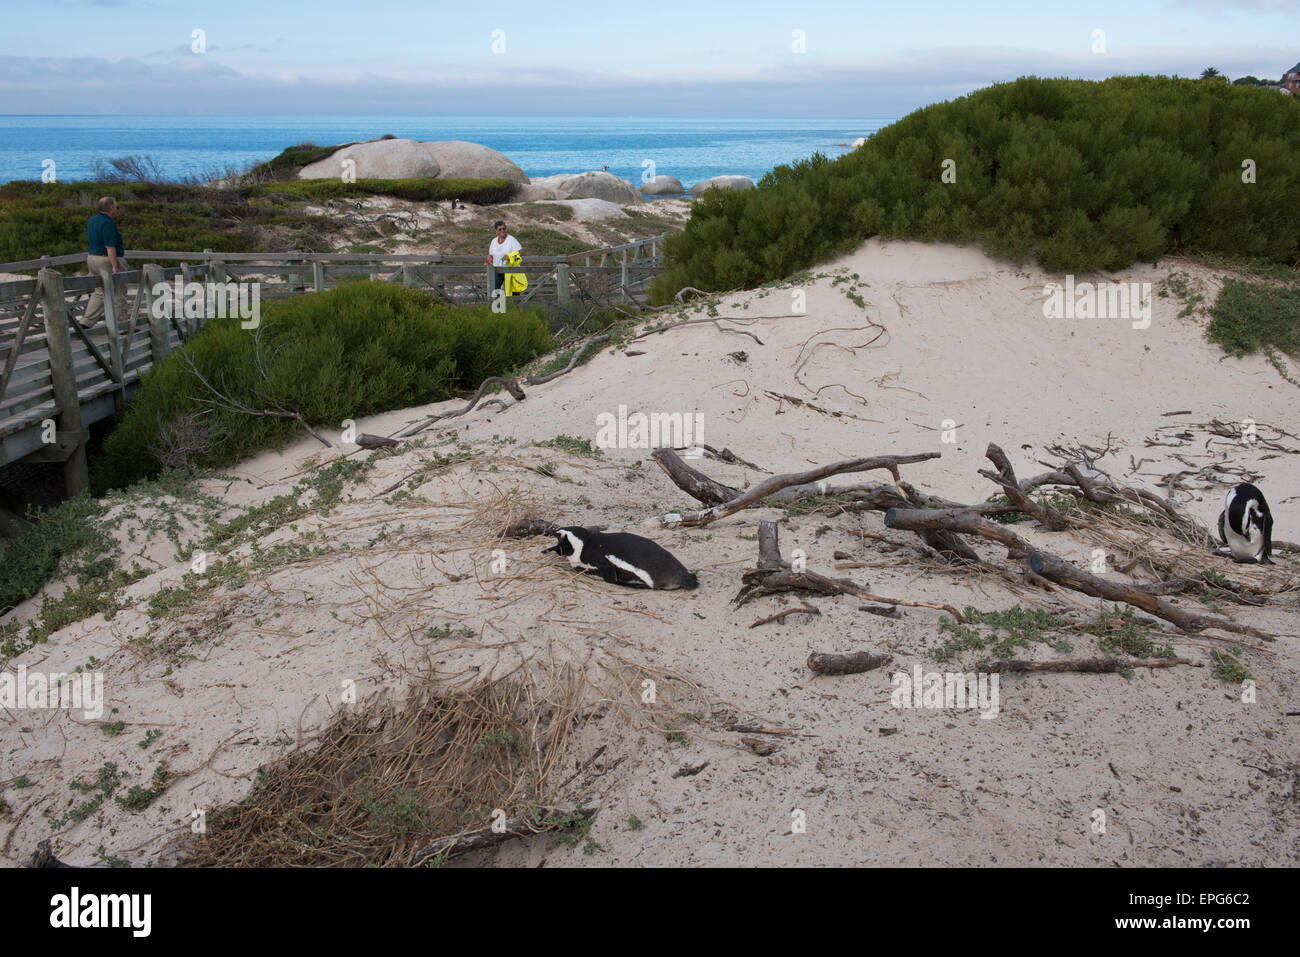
[807,650,893,675]
[975,657,1197,674]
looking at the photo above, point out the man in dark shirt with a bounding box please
[82,196,128,330]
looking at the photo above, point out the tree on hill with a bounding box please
[1200,67,1225,81]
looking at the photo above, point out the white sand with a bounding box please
[3,239,1297,867]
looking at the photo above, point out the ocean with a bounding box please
[0,115,894,189]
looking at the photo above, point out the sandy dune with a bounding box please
[3,239,1297,867]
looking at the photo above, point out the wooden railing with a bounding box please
[0,235,668,492]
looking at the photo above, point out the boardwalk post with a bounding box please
[556,262,571,305]
[313,261,325,292]
[143,264,171,365]
[180,263,197,338]
[38,268,90,496]
[99,267,127,406]
[486,264,495,300]
[620,249,629,301]
[401,264,416,288]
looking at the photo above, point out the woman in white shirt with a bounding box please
[485,220,522,292]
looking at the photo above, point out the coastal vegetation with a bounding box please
[0,174,515,264]
[95,282,552,490]
[650,76,1300,301]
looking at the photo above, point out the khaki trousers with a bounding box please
[83,254,129,327]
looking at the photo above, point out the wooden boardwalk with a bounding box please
[0,236,666,494]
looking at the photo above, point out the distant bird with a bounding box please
[1217,483,1274,564]
[601,165,609,172]
[354,201,363,210]
[544,527,698,590]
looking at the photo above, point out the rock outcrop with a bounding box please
[688,175,755,195]
[418,141,530,184]
[298,138,441,180]
[530,171,643,204]
[640,175,685,196]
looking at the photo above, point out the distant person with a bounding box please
[82,196,127,330]
[485,220,521,292]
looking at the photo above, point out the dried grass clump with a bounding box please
[178,668,588,867]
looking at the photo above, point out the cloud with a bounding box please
[1166,0,1300,10]
[2,43,1296,115]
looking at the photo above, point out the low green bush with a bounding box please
[248,178,516,205]
[0,495,112,615]
[94,282,552,489]
[650,76,1300,301]
[1208,279,1300,360]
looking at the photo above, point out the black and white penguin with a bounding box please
[1217,483,1274,565]
[544,527,698,590]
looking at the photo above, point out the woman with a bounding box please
[485,220,522,292]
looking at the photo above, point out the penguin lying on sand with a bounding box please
[545,527,698,590]
[1217,483,1274,565]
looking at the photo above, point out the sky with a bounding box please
[1,0,1298,115]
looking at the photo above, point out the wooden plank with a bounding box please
[0,285,43,401]
[38,269,89,495]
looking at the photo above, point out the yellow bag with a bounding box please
[504,250,528,296]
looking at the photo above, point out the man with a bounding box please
[484,220,522,293]
[82,196,128,330]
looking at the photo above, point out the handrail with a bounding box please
[0,233,670,275]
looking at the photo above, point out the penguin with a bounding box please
[544,527,698,590]
[1217,483,1274,565]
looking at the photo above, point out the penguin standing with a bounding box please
[1217,483,1274,565]
[544,527,698,590]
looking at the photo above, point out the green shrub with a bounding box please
[0,180,322,264]
[0,495,113,615]
[650,76,1300,301]
[248,177,516,205]
[94,283,551,489]
[1207,279,1300,360]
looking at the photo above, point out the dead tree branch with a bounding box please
[396,377,526,438]
[525,334,611,385]
[734,520,965,620]
[975,657,1196,674]
[660,452,941,527]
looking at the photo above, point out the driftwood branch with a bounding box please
[410,805,596,866]
[807,651,893,675]
[979,443,1072,531]
[661,452,941,527]
[397,376,526,438]
[975,657,1196,674]
[750,602,820,628]
[525,334,611,385]
[357,433,399,450]
[652,448,740,506]
[734,520,965,620]
[1028,552,1274,642]
[884,506,1274,641]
